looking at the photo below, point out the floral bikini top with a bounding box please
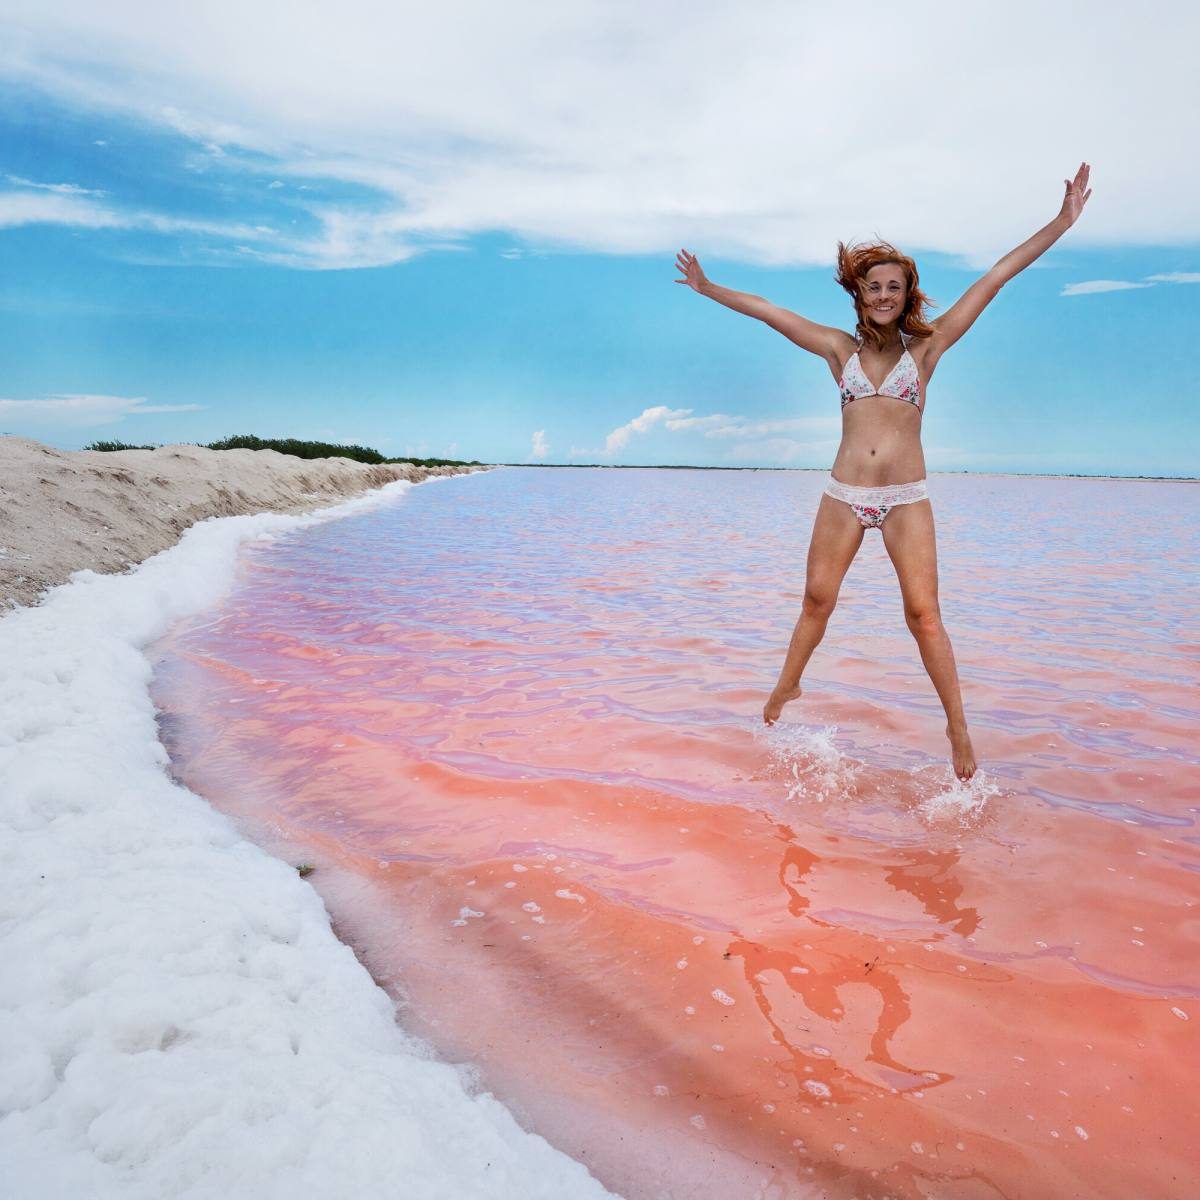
[838,330,921,409]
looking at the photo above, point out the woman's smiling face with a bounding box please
[862,263,907,326]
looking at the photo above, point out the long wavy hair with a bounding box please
[835,239,938,351]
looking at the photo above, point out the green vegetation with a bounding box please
[207,434,389,462]
[83,439,159,451]
[85,433,485,468]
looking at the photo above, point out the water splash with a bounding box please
[756,721,862,804]
[912,765,1002,825]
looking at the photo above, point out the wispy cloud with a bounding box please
[1061,270,1200,296]
[0,394,204,427]
[529,429,548,461]
[0,190,124,231]
[0,189,268,242]
[2,3,1198,270]
[1060,279,1156,296]
[6,174,106,197]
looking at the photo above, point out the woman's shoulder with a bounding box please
[903,329,939,375]
[901,327,936,355]
[822,329,861,383]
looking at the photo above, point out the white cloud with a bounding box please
[0,190,124,230]
[604,405,692,454]
[528,430,548,460]
[1060,279,1156,296]
[594,404,840,464]
[0,394,204,427]
[6,174,106,196]
[0,189,266,240]
[660,413,730,434]
[1060,270,1200,296]
[0,2,1196,269]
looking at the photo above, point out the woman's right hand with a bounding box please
[674,248,710,294]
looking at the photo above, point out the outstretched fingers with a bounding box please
[674,248,706,287]
[1062,163,1093,216]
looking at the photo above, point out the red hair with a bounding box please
[834,239,938,351]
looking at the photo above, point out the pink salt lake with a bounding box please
[151,467,1200,1200]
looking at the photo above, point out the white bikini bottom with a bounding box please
[824,476,929,529]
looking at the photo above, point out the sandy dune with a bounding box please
[0,436,487,610]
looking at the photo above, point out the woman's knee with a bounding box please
[803,586,838,621]
[905,604,943,639]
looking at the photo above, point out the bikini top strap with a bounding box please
[858,330,911,349]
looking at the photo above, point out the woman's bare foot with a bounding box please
[763,685,802,726]
[947,723,976,782]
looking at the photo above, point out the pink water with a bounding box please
[151,468,1200,1199]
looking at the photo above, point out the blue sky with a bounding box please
[1,2,1197,476]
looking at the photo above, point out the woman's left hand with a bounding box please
[1058,162,1092,226]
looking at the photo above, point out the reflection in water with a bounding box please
[152,468,1200,1199]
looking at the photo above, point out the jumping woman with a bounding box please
[675,163,1092,782]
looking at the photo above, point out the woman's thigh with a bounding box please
[879,499,939,614]
[805,494,866,601]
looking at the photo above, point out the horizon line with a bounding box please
[4,438,1192,482]
[508,464,1199,481]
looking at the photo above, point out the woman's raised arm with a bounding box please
[929,163,1093,363]
[674,248,846,362]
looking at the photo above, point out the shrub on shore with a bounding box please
[84,434,484,468]
[83,439,159,452]
[206,434,388,463]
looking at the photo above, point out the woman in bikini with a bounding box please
[675,163,1092,782]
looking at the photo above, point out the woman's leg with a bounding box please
[763,494,865,725]
[879,500,977,781]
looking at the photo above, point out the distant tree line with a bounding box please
[82,434,484,469]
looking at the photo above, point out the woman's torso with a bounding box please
[826,331,931,487]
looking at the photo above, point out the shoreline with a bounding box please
[0,436,490,611]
